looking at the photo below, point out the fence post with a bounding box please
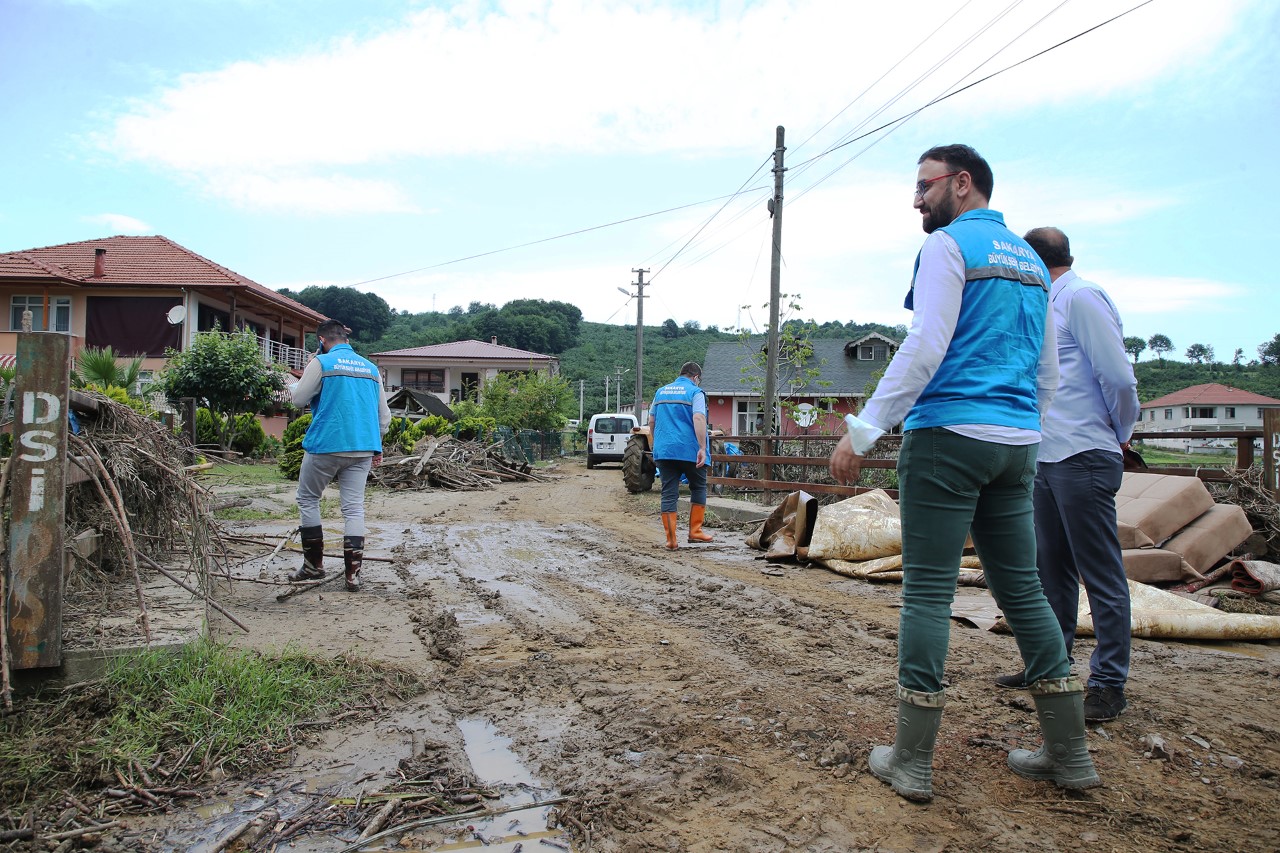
[1264,411,1280,501]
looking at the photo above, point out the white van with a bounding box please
[586,413,636,468]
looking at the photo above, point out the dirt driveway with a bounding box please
[196,459,1280,852]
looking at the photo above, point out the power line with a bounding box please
[345,0,1156,297]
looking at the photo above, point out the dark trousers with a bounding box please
[897,428,1070,693]
[657,459,707,513]
[1034,450,1130,690]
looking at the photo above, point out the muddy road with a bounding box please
[191,460,1280,852]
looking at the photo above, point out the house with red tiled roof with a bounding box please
[0,235,326,375]
[371,338,558,405]
[1136,383,1280,443]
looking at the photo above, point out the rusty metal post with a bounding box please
[1264,410,1280,501]
[6,332,71,669]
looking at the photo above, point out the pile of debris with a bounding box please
[371,436,549,492]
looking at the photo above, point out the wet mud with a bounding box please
[185,463,1280,852]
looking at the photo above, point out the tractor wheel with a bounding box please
[622,435,655,493]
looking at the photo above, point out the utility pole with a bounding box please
[614,366,627,413]
[626,269,649,424]
[578,379,584,422]
[762,125,785,436]
[604,375,610,412]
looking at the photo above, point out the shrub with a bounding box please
[418,414,452,438]
[229,413,266,457]
[195,408,223,447]
[454,415,496,442]
[279,413,312,479]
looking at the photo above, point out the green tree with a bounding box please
[1185,342,1214,364]
[662,319,681,339]
[71,346,145,392]
[478,370,573,432]
[1259,334,1280,366]
[155,329,287,451]
[1123,336,1146,365]
[290,285,393,341]
[735,295,836,433]
[1148,333,1174,363]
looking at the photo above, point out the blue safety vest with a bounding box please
[301,344,384,453]
[651,376,704,462]
[903,209,1050,432]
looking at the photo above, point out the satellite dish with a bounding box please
[793,403,818,428]
[166,305,187,325]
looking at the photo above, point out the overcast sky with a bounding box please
[2,0,1274,362]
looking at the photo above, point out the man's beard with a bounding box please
[921,185,956,234]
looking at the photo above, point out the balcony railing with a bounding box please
[209,330,310,371]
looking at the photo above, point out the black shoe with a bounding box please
[994,670,1027,690]
[1083,685,1128,722]
[288,564,324,583]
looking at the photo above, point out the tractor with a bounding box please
[621,423,656,493]
[622,424,737,494]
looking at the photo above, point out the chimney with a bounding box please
[93,248,106,278]
[490,336,498,345]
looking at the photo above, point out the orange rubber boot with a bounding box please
[661,512,679,550]
[688,504,715,543]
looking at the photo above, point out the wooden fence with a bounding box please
[708,417,1280,504]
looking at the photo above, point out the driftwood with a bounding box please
[371,437,548,492]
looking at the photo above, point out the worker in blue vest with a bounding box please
[829,144,1097,801]
[289,319,391,591]
[651,362,714,549]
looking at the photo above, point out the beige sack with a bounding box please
[806,490,902,562]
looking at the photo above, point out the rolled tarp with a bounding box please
[1077,579,1280,641]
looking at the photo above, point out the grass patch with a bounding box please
[0,639,422,810]
[204,462,291,486]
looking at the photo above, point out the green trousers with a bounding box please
[896,428,1070,693]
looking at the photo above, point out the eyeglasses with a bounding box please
[914,172,960,197]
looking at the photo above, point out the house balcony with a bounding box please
[210,331,310,372]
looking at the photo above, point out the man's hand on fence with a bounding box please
[829,434,864,485]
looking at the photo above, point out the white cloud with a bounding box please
[99,0,1255,212]
[217,173,421,214]
[82,212,152,233]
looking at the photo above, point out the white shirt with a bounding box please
[1037,269,1139,463]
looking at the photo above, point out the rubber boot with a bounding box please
[1007,676,1101,789]
[343,535,364,592]
[688,503,714,543]
[661,512,679,551]
[289,525,325,582]
[868,685,945,802]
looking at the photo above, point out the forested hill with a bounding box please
[281,288,908,419]
[279,286,1280,415]
[1133,359,1280,402]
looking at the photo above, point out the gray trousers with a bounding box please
[297,452,373,537]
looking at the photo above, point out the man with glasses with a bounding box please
[994,226,1139,723]
[650,361,714,549]
[829,144,1099,801]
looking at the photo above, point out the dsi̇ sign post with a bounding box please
[6,331,70,669]
[1266,409,1280,503]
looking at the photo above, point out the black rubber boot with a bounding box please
[868,684,945,802]
[1007,676,1102,789]
[343,535,364,592]
[289,525,325,582]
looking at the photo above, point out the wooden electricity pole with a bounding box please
[762,125,786,436]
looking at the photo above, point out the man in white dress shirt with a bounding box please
[995,227,1140,723]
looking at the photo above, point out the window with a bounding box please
[1164,409,1172,420]
[1225,407,1236,419]
[1190,407,1215,419]
[11,295,70,332]
[403,369,444,392]
[1149,410,1155,421]
[736,400,767,434]
[858,344,888,360]
[1260,408,1267,419]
